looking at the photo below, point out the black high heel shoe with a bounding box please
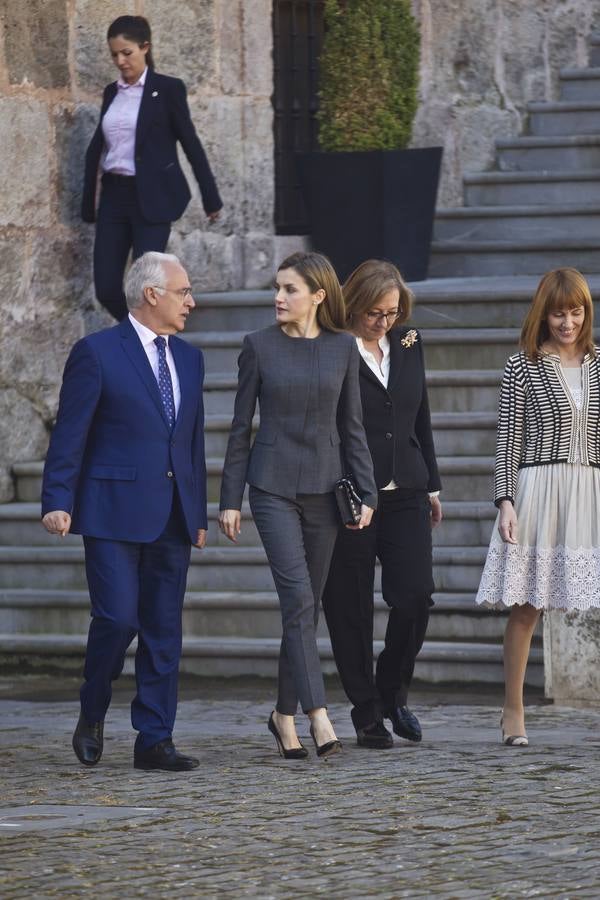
[309,723,342,758]
[268,712,309,759]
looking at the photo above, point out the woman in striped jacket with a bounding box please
[476,268,600,745]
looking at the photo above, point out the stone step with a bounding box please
[12,451,496,505]
[205,368,509,417]
[0,632,544,685]
[203,374,237,415]
[463,169,600,207]
[429,238,600,279]
[497,134,600,172]
[207,411,498,457]
[431,412,497,456]
[0,543,490,592]
[0,588,508,642]
[188,328,521,373]
[191,290,274,333]
[194,276,575,336]
[435,204,600,243]
[559,67,600,102]
[528,101,600,137]
[591,33,600,68]
[0,499,496,550]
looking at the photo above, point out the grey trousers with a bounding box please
[249,486,339,715]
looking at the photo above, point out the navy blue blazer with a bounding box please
[82,68,222,224]
[42,318,208,543]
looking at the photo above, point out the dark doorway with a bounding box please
[272,0,325,235]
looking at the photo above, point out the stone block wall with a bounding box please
[0,0,274,501]
[411,0,598,206]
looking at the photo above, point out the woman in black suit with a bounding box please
[322,259,442,749]
[82,15,222,321]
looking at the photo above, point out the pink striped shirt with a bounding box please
[101,68,148,176]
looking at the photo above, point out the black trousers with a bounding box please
[94,173,171,321]
[322,488,434,730]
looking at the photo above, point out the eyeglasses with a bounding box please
[365,310,399,323]
[151,286,194,299]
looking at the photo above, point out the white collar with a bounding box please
[128,312,169,348]
[355,334,390,359]
[117,66,148,89]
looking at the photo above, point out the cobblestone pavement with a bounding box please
[1,677,599,899]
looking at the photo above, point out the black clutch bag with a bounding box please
[334,475,362,525]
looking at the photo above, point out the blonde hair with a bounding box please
[277,251,345,332]
[343,259,413,329]
[520,268,595,360]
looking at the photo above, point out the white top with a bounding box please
[356,335,390,387]
[128,313,181,415]
[562,365,583,463]
[102,68,148,176]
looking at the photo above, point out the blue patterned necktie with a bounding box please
[154,336,176,429]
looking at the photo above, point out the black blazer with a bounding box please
[82,69,222,224]
[357,327,441,493]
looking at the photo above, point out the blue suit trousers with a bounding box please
[81,491,191,751]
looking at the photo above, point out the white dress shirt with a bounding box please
[355,335,439,498]
[102,68,147,176]
[129,313,181,416]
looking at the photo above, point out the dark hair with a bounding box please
[277,251,346,332]
[107,16,155,69]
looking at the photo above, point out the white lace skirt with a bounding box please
[476,463,600,610]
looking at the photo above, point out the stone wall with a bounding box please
[411,0,599,206]
[0,0,274,501]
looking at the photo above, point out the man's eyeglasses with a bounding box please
[152,286,194,299]
[365,310,399,323]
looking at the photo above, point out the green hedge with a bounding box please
[317,0,420,152]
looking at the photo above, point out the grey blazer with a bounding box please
[219,325,378,511]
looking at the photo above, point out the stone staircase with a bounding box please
[5,33,600,688]
[0,279,548,687]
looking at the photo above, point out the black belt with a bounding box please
[102,172,135,183]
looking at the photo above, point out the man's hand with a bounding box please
[498,500,518,544]
[207,210,221,223]
[193,529,207,549]
[345,504,374,530]
[42,510,72,537]
[430,495,442,528]
[218,509,241,543]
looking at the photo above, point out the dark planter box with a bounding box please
[297,147,443,282]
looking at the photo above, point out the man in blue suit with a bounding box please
[42,251,207,772]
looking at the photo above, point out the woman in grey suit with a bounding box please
[219,252,377,759]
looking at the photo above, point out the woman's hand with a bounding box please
[498,500,518,544]
[345,504,374,530]
[429,495,442,528]
[218,509,241,543]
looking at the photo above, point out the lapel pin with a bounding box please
[152,91,158,97]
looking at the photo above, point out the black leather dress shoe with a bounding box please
[386,706,422,742]
[356,721,394,749]
[72,713,104,767]
[134,739,199,772]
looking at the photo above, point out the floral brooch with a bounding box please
[401,329,418,348]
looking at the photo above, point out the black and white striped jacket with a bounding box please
[494,349,600,505]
